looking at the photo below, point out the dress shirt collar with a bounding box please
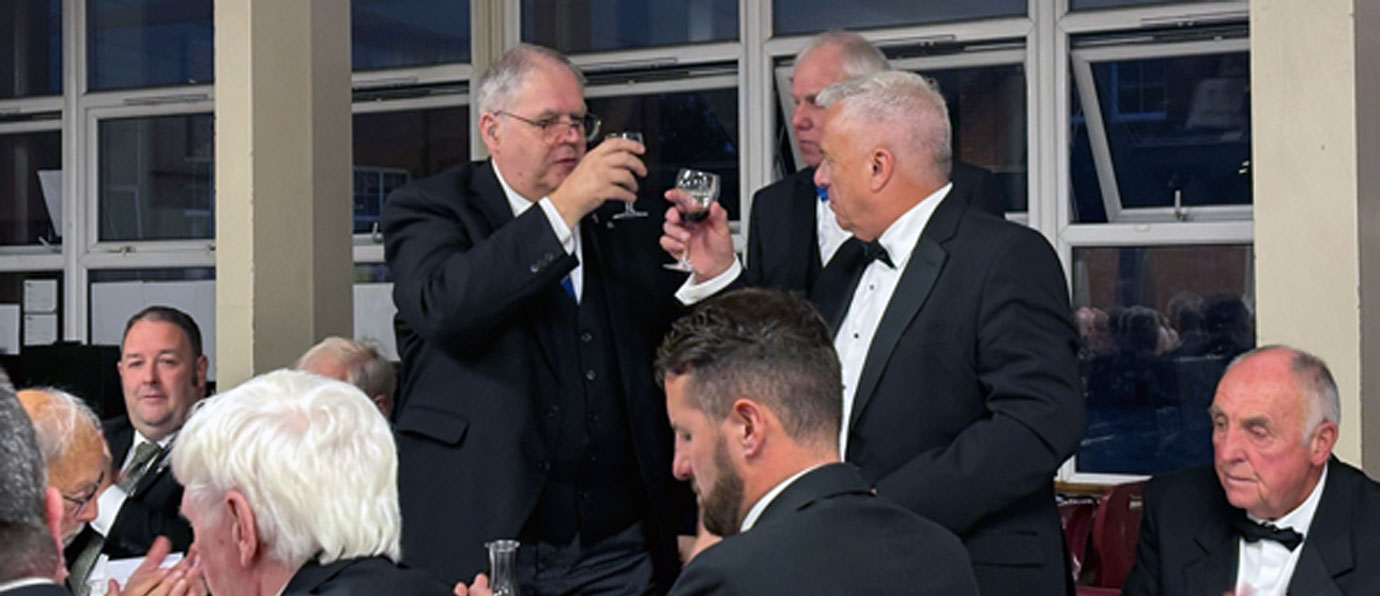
[738,463,827,533]
[0,577,58,592]
[872,182,953,273]
[1247,461,1328,537]
[491,160,540,217]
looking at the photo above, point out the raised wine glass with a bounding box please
[665,168,721,272]
[605,131,648,220]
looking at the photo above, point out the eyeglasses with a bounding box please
[62,485,100,515]
[495,111,602,143]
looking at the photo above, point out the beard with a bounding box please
[700,439,745,538]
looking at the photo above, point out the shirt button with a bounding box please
[580,332,594,343]
[585,370,597,381]
[537,461,550,472]
[547,406,559,419]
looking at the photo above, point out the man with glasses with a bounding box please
[16,388,111,550]
[383,44,690,594]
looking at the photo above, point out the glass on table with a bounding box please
[485,539,519,596]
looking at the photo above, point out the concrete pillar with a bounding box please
[1252,0,1380,471]
[214,0,353,388]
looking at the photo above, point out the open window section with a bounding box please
[353,101,470,235]
[352,0,470,71]
[1070,26,1250,223]
[1072,243,1254,476]
[773,0,1026,36]
[585,65,739,220]
[523,0,738,54]
[0,129,61,246]
[98,113,215,241]
[87,0,213,92]
[1070,0,1225,10]
[0,0,62,99]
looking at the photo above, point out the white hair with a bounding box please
[1228,345,1341,440]
[18,388,100,467]
[475,44,585,115]
[816,70,952,179]
[172,369,401,568]
[796,30,890,79]
[296,337,396,403]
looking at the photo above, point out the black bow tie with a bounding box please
[1234,517,1303,551]
[861,241,893,268]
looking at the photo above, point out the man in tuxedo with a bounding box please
[1123,346,1380,596]
[654,288,978,596]
[67,306,205,595]
[296,337,395,418]
[0,386,69,595]
[170,370,452,596]
[671,71,1083,595]
[666,30,1005,299]
[383,44,688,593]
[17,389,111,548]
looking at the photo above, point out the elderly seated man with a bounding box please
[17,389,111,550]
[169,369,451,596]
[294,337,396,418]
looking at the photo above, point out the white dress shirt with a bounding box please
[92,430,175,536]
[738,464,826,533]
[1234,463,1329,596]
[493,161,583,301]
[815,189,849,267]
[835,184,951,456]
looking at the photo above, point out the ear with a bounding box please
[479,112,501,149]
[1309,421,1339,466]
[44,486,66,580]
[225,490,260,568]
[866,146,895,193]
[728,398,769,459]
[371,394,391,417]
[193,354,209,391]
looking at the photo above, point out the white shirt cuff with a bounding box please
[91,485,128,536]
[537,197,576,254]
[675,259,743,305]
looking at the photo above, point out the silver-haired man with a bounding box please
[295,337,396,417]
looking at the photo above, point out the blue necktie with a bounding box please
[561,275,576,302]
[815,185,829,202]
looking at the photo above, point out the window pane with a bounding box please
[0,271,62,352]
[774,0,1025,37]
[523,0,737,53]
[353,0,470,70]
[88,267,216,379]
[88,0,213,91]
[354,106,469,234]
[921,63,1027,213]
[0,0,61,98]
[587,87,740,220]
[1071,52,1251,223]
[1072,244,1255,476]
[98,114,215,241]
[1071,0,1221,9]
[353,264,397,360]
[0,131,61,245]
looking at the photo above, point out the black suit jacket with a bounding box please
[668,463,978,596]
[382,161,688,588]
[816,192,1083,596]
[744,162,1004,294]
[282,557,452,595]
[1123,459,1380,596]
[0,582,70,595]
[92,417,192,556]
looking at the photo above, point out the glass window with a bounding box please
[354,106,469,234]
[922,63,1028,213]
[89,267,215,378]
[0,271,63,352]
[587,87,740,220]
[523,0,737,53]
[1072,244,1255,476]
[774,0,1025,37]
[0,0,61,98]
[87,0,214,91]
[1071,0,1221,9]
[353,263,397,360]
[0,130,61,245]
[353,0,470,71]
[98,113,214,242]
[1071,51,1251,223]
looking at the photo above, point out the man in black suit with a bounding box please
[1124,346,1380,596]
[669,71,1083,595]
[383,44,687,593]
[66,306,204,595]
[654,288,977,596]
[169,370,452,596]
[0,386,69,594]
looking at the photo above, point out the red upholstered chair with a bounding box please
[1089,481,1145,589]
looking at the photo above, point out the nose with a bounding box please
[77,498,98,523]
[813,164,829,188]
[791,106,812,131]
[1214,424,1244,464]
[672,447,692,482]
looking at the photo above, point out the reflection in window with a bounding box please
[1071,52,1251,223]
[0,272,62,351]
[0,131,61,245]
[99,114,215,241]
[924,64,1028,212]
[353,0,470,70]
[774,0,1024,37]
[587,87,739,220]
[0,0,61,98]
[88,0,213,91]
[524,0,737,53]
[354,106,469,234]
[1072,244,1254,476]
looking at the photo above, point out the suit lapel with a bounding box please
[846,194,962,432]
[755,463,872,528]
[1185,513,1239,596]
[1287,459,1352,595]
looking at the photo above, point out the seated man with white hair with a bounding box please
[170,370,450,596]
[294,337,396,418]
[17,388,111,550]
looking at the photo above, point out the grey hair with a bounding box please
[18,388,100,467]
[816,70,952,179]
[475,44,585,115]
[796,30,890,79]
[0,386,59,581]
[296,337,396,404]
[1228,345,1341,439]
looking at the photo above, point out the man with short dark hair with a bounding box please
[655,288,978,596]
[1124,345,1380,595]
[0,386,69,594]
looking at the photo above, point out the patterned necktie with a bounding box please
[119,441,163,493]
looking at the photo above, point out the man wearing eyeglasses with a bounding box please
[17,388,111,549]
[383,44,690,595]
